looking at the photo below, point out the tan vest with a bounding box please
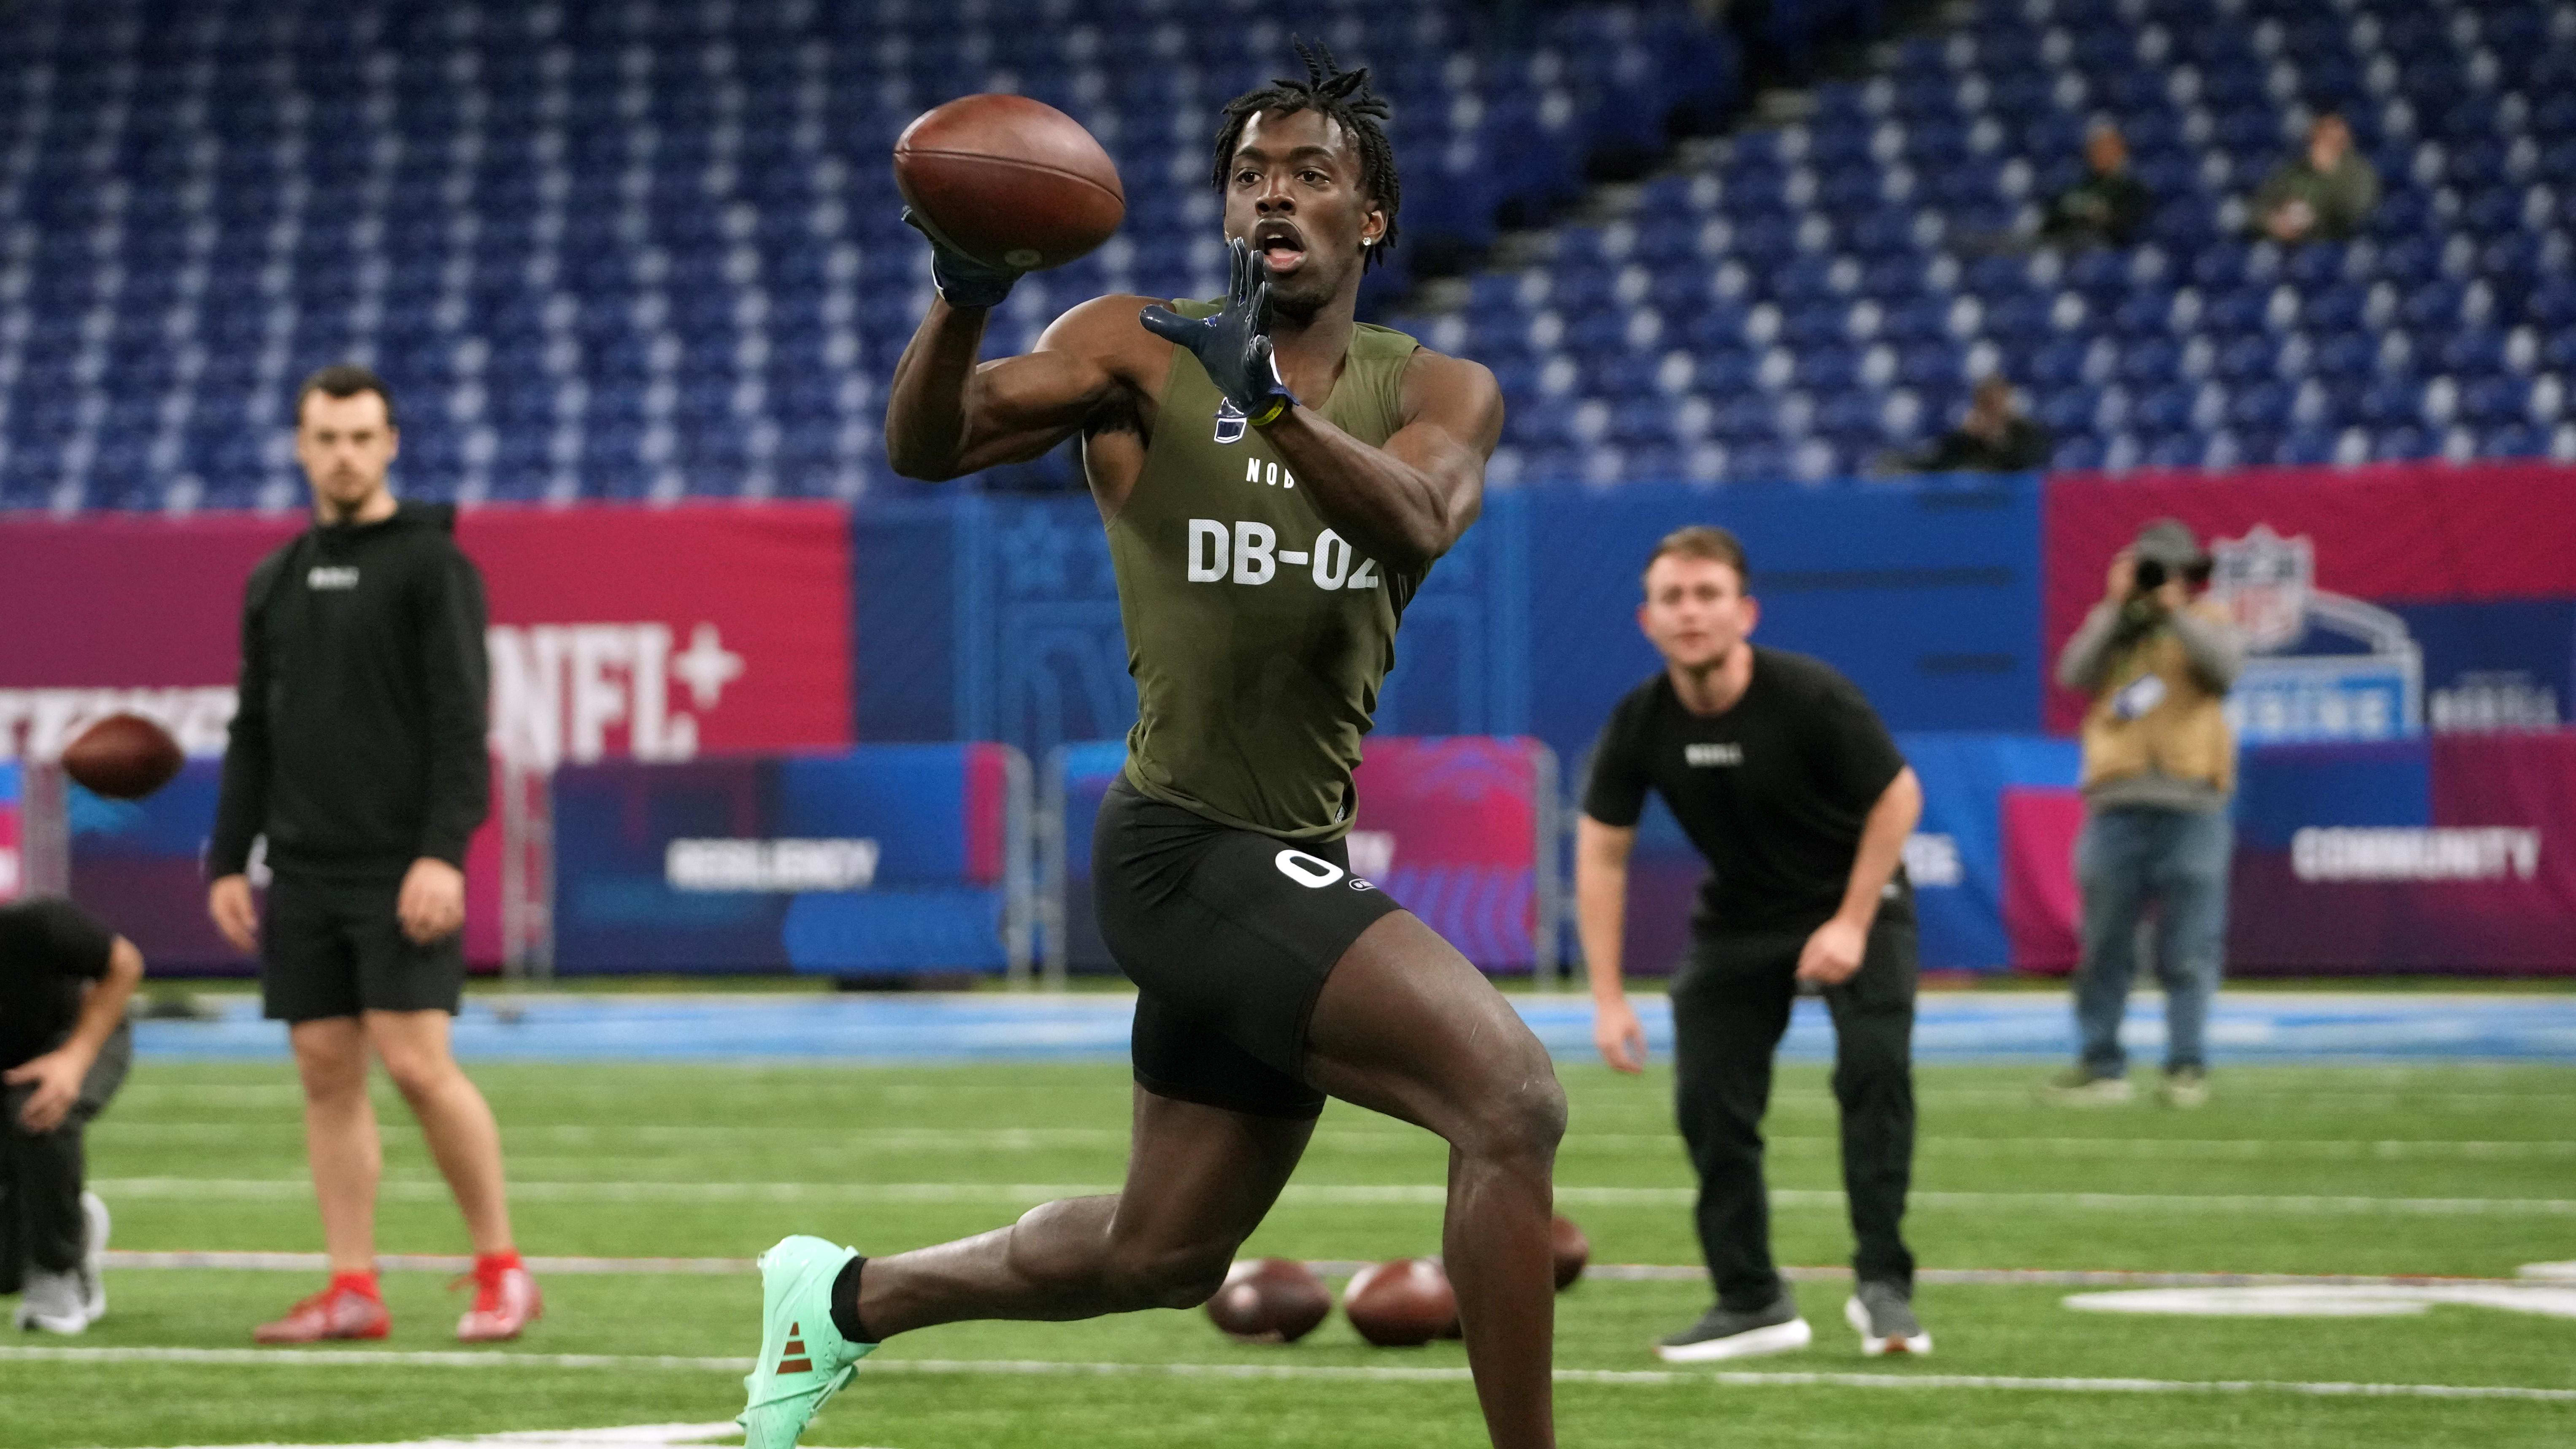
[2079,601,2237,795]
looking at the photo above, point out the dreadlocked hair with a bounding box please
[1211,39,1400,269]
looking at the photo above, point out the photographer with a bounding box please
[2047,520,2243,1108]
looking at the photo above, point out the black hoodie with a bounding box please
[209,502,490,882]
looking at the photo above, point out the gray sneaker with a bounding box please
[2041,1067,2133,1105]
[1653,1294,1812,1362]
[79,1191,110,1320]
[14,1267,89,1334]
[2159,1067,2210,1109]
[1844,1280,1931,1356]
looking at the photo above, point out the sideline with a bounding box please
[8,1344,2574,1403]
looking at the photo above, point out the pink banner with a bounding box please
[1999,786,2085,973]
[1349,736,1549,971]
[2043,461,2576,732]
[0,503,854,965]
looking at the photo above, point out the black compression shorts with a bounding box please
[1092,778,1404,1119]
[259,874,466,1024]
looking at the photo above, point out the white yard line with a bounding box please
[6,1345,2571,1403]
[95,1122,2576,1161]
[87,1177,2576,1214]
[95,1250,2546,1290]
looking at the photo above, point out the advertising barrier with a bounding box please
[0,503,855,966]
[1041,737,1562,979]
[2045,462,2576,743]
[2227,733,2576,973]
[548,743,1031,978]
[1998,735,2576,976]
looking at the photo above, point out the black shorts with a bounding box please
[260,874,466,1024]
[1092,779,1403,1119]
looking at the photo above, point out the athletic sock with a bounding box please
[330,1270,381,1301]
[828,1254,874,1344]
[474,1249,524,1279]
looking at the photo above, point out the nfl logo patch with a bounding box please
[1213,398,1248,444]
[2208,523,2313,654]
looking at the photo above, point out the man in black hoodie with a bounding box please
[207,365,538,1344]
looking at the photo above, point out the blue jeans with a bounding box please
[2072,806,2233,1076]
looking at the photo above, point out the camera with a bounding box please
[2133,558,2168,592]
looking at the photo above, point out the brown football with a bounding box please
[1342,1257,1459,1348]
[60,712,184,800]
[894,93,1124,271]
[1204,1258,1332,1344]
[1551,1214,1590,1290]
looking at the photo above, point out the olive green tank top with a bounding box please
[1110,305,1425,841]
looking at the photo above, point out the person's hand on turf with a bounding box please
[1795,916,1868,988]
[1140,238,1297,425]
[4,1045,93,1133]
[398,857,466,944]
[1593,995,1649,1074]
[903,207,1021,310]
[208,873,259,954]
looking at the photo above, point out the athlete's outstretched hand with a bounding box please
[903,207,1021,310]
[1141,238,1296,424]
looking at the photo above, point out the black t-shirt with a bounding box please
[1584,648,1911,935]
[0,898,116,1071]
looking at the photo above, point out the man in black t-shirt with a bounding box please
[2,897,142,1334]
[1576,526,1929,1363]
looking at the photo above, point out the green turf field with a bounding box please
[13,1058,2576,1448]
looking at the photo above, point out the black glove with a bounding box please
[903,208,1020,310]
[1141,238,1297,425]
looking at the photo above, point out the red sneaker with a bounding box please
[456,1259,541,1343]
[254,1282,389,1344]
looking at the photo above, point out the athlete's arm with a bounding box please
[1576,815,1649,1073]
[1256,349,1502,573]
[884,295,1167,482]
[1794,767,1923,988]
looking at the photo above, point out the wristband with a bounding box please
[1247,395,1293,428]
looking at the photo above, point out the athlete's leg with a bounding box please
[366,1009,514,1257]
[854,1086,1311,1336]
[1301,912,1567,1449]
[289,1017,380,1274]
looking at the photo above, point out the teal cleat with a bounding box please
[738,1235,876,1449]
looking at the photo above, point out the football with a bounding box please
[1342,1257,1459,1347]
[60,712,185,800]
[894,93,1125,272]
[1204,1258,1332,1343]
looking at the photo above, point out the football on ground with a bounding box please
[1204,1257,1332,1343]
[1342,1257,1460,1347]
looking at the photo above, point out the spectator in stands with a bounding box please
[2047,520,2243,1109]
[2040,123,2153,249]
[1907,378,2052,473]
[2250,113,2379,244]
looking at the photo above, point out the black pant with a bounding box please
[0,1022,130,1290]
[1671,921,1917,1311]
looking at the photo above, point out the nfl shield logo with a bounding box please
[1213,398,1248,444]
[2208,524,2313,654]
